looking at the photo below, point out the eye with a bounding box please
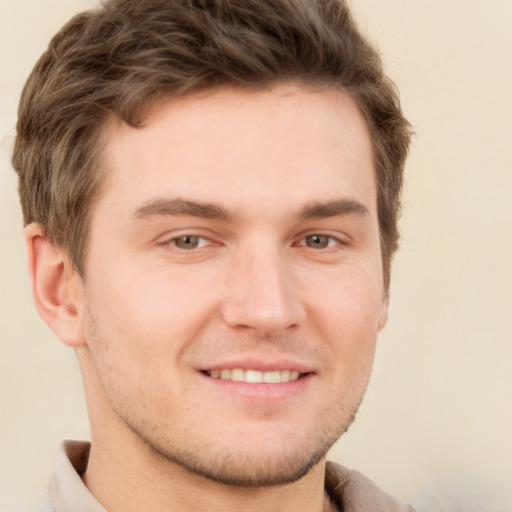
[169,235,208,250]
[302,234,339,249]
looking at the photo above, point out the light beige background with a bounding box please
[1,1,511,510]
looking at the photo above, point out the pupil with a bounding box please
[176,236,198,249]
[307,235,328,248]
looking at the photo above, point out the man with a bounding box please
[12,0,412,510]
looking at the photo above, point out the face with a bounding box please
[77,84,387,486]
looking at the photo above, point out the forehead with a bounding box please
[96,84,376,220]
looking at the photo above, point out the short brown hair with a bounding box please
[13,0,411,290]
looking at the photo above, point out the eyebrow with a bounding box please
[300,199,370,220]
[133,197,369,222]
[133,198,234,221]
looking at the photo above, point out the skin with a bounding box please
[26,83,388,512]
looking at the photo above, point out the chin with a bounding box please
[158,443,332,487]
[137,417,354,488]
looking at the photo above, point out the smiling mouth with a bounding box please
[203,369,305,384]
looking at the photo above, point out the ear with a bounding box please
[377,296,389,332]
[24,223,86,347]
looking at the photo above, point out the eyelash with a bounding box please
[295,234,345,250]
[164,235,212,250]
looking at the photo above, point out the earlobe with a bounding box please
[377,297,389,332]
[24,223,86,347]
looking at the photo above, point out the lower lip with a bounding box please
[199,372,314,402]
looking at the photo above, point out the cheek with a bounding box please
[314,271,385,332]
[311,274,382,368]
[84,260,219,361]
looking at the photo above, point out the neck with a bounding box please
[83,429,334,512]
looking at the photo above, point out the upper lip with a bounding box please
[200,357,315,374]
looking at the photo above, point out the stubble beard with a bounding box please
[116,395,362,488]
[84,310,367,489]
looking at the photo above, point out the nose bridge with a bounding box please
[221,237,304,335]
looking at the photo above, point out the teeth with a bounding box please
[280,369,291,382]
[245,369,263,383]
[231,369,245,382]
[263,370,280,383]
[206,369,303,383]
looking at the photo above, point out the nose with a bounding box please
[220,243,306,337]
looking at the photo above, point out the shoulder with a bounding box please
[325,461,415,512]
